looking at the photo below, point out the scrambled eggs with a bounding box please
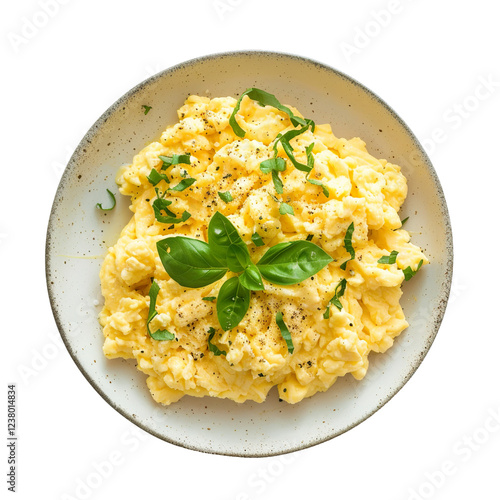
[99,93,427,405]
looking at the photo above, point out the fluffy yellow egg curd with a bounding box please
[99,93,427,405]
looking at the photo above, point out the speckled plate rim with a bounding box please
[46,49,454,457]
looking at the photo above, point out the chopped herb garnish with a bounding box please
[279,202,294,216]
[207,327,227,356]
[306,234,313,241]
[403,259,423,281]
[276,312,294,354]
[307,178,330,198]
[147,280,175,341]
[251,232,265,246]
[260,157,286,194]
[323,278,347,319]
[147,168,170,186]
[170,177,196,191]
[229,88,309,138]
[218,191,233,203]
[275,122,315,173]
[158,154,191,170]
[202,296,216,302]
[378,250,399,265]
[401,216,409,226]
[340,223,355,270]
[96,189,116,211]
[142,105,152,115]
[152,198,191,224]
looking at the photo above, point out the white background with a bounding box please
[2,1,500,499]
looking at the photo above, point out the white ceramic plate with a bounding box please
[46,51,453,457]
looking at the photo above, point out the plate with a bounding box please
[46,51,453,457]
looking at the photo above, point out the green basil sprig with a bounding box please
[156,212,332,335]
[340,223,355,270]
[147,280,175,341]
[229,88,308,138]
[324,278,347,319]
[96,189,116,211]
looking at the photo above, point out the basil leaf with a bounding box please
[226,244,252,273]
[257,241,333,286]
[156,237,227,288]
[152,199,191,224]
[229,88,308,138]
[147,280,175,340]
[378,250,399,265]
[216,276,250,331]
[96,189,116,211]
[158,154,191,170]
[323,278,347,319]
[276,312,294,354]
[251,232,265,246]
[307,178,330,198]
[208,211,250,266]
[401,216,409,226]
[147,169,170,186]
[207,327,227,356]
[279,202,294,216]
[170,177,196,192]
[239,264,265,291]
[218,191,233,203]
[142,105,152,115]
[403,259,423,281]
[340,223,355,270]
[202,296,216,302]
